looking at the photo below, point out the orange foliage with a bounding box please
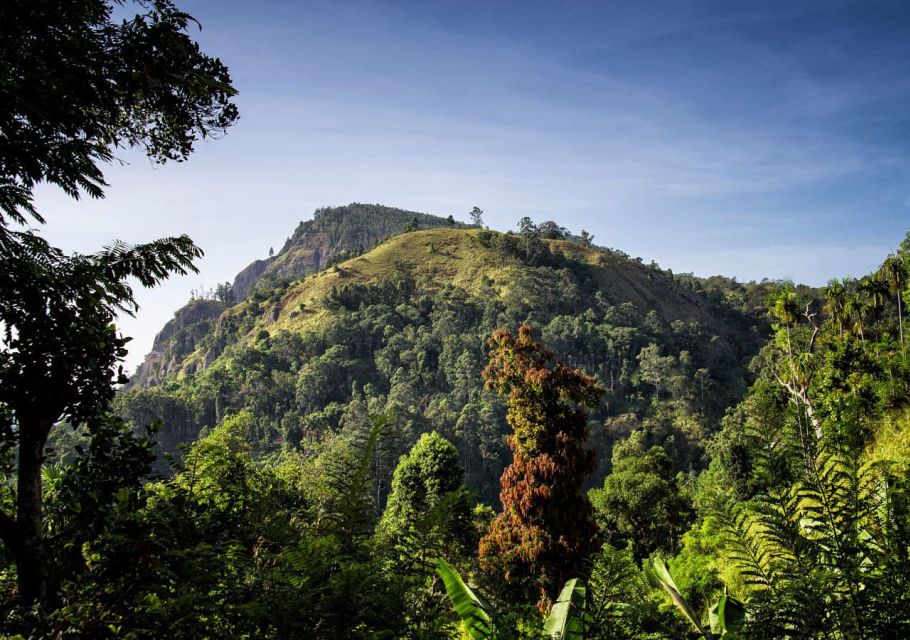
[478,325,605,609]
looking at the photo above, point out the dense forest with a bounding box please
[117,207,773,501]
[4,2,910,639]
[8,217,910,639]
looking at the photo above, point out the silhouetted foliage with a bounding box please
[0,0,237,226]
[0,0,236,609]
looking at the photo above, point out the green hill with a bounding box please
[231,202,460,299]
[118,215,771,500]
[133,203,459,386]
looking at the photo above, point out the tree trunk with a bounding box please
[774,373,822,441]
[15,419,53,605]
[898,292,904,348]
[803,396,822,442]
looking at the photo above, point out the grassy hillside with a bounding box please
[232,203,459,299]
[118,225,769,499]
[177,229,755,367]
[135,204,460,385]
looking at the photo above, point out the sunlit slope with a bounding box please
[173,227,750,378]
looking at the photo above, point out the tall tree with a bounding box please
[636,343,676,402]
[478,325,604,609]
[0,234,202,603]
[377,431,472,552]
[469,207,484,227]
[376,432,474,638]
[844,286,868,341]
[823,278,849,338]
[0,0,238,605]
[878,254,907,347]
[766,285,800,354]
[859,276,888,323]
[517,217,539,260]
[765,286,823,441]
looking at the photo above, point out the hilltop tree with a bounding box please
[214,282,235,304]
[579,230,594,247]
[538,221,567,240]
[0,0,237,605]
[469,207,484,227]
[517,216,538,237]
[478,325,605,609]
[516,217,540,260]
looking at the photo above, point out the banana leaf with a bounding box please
[708,594,745,637]
[436,558,497,640]
[651,557,707,637]
[543,578,587,639]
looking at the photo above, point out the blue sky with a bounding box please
[34,0,910,372]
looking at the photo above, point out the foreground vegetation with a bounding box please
[3,230,910,638]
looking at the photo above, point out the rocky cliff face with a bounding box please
[132,299,226,386]
[231,258,273,301]
[133,203,458,385]
[232,203,455,298]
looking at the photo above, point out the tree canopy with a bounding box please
[478,325,604,608]
[0,0,238,226]
[0,0,238,608]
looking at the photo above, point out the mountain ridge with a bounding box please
[119,210,774,497]
[134,203,458,385]
[232,203,458,299]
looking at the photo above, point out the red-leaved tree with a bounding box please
[478,324,605,608]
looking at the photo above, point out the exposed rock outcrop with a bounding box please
[133,203,459,385]
[132,299,226,386]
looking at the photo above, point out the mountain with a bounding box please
[118,208,772,500]
[132,299,228,387]
[231,203,459,299]
[133,203,458,386]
